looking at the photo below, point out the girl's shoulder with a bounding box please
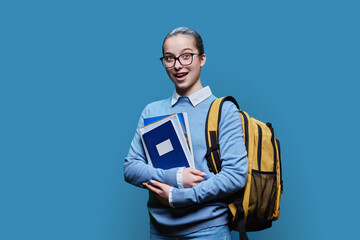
[144,97,171,111]
[141,97,172,118]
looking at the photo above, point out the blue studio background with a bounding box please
[1,0,359,239]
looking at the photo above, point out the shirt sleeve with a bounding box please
[124,106,182,188]
[170,101,248,208]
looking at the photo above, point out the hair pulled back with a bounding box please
[162,27,204,55]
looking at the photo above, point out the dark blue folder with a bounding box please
[142,120,190,169]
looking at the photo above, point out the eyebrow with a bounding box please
[164,47,194,55]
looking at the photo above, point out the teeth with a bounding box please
[176,73,187,77]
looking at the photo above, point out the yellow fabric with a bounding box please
[205,96,282,230]
[206,98,222,173]
[245,116,281,221]
[239,111,253,220]
[273,141,281,220]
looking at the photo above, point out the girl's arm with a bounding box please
[124,107,181,188]
[169,101,248,207]
[124,106,205,189]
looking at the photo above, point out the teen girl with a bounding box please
[124,27,248,240]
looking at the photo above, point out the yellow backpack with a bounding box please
[205,96,283,239]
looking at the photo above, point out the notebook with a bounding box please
[140,114,193,169]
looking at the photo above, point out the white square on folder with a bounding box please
[156,139,174,156]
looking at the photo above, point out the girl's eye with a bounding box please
[164,56,174,62]
[182,53,191,59]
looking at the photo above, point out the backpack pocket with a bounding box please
[246,170,277,231]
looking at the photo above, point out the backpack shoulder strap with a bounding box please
[205,96,240,173]
[205,96,249,240]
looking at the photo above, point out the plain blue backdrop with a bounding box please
[1,0,359,239]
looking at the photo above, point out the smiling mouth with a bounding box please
[174,72,188,79]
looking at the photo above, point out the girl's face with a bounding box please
[162,34,206,96]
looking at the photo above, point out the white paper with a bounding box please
[182,112,194,168]
[156,139,174,156]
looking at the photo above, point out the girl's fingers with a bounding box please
[189,168,206,176]
[143,182,160,194]
[195,176,205,183]
[150,180,164,188]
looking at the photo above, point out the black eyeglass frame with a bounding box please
[159,53,201,68]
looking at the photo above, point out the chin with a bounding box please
[176,83,190,90]
[172,80,187,89]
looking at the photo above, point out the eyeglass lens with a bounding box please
[163,53,193,68]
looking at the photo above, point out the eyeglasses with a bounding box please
[160,53,201,68]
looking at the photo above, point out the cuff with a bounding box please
[169,187,174,208]
[164,167,181,187]
[170,187,196,208]
[176,167,185,189]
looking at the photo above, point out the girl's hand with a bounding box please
[143,180,171,205]
[182,168,206,188]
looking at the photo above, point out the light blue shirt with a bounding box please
[124,86,248,236]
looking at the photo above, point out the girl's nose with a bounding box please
[174,59,183,70]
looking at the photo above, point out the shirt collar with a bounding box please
[171,86,212,107]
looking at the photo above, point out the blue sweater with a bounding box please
[124,87,248,236]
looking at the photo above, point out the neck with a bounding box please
[176,81,203,97]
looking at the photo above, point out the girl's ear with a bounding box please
[200,54,206,67]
